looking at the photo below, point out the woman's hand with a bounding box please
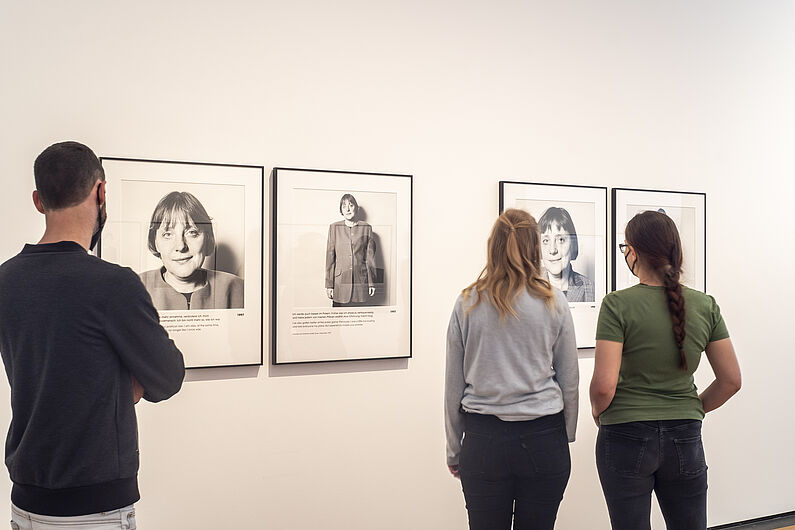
[700,337,741,413]
[448,465,460,479]
[368,287,375,297]
[326,288,334,299]
[590,340,622,423]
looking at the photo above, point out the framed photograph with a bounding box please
[273,167,412,364]
[612,188,706,292]
[500,181,608,349]
[99,157,263,369]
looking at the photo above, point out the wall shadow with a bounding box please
[185,364,261,382]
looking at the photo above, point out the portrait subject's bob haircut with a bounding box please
[147,191,216,258]
[339,193,359,215]
[538,207,579,261]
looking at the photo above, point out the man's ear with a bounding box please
[32,190,46,214]
[97,180,106,206]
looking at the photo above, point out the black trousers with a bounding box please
[596,420,708,530]
[459,412,571,530]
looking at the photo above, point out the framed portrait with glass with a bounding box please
[98,157,264,369]
[500,181,608,349]
[272,167,413,364]
[612,188,706,292]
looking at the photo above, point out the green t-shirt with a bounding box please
[595,284,729,425]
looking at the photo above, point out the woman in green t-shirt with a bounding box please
[590,210,741,530]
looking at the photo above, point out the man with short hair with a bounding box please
[0,141,185,528]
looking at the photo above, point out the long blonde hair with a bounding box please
[463,208,556,317]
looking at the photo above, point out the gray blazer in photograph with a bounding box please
[325,221,376,303]
[544,266,595,303]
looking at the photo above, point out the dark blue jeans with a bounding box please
[596,420,708,530]
[459,412,571,530]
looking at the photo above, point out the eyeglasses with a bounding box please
[618,243,629,253]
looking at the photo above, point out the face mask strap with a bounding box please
[89,184,106,252]
[624,247,638,278]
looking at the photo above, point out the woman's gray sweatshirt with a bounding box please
[445,288,579,466]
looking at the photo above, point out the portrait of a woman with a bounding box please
[140,191,244,310]
[325,193,376,307]
[539,206,595,303]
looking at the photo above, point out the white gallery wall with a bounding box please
[1,1,794,528]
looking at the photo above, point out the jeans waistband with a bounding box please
[602,419,702,434]
[463,410,564,435]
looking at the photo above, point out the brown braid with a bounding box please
[662,266,687,370]
[625,210,688,371]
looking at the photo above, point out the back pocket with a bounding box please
[521,428,571,476]
[459,431,492,477]
[674,435,707,476]
[604,429,649,476]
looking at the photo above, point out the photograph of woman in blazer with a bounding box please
[325,193,376,307]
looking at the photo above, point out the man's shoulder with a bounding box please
[0,246,132,280]
[55,256,146,300]
[0,250,146,312]
[0,251,24,272]
[85,255,138,280]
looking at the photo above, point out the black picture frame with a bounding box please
[612,187,706,292]
[499,180,608,349]
[98,156,264,369]
[272,167,413,364]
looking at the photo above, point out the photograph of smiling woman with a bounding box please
[538,206,595,303]
[140,191,244,310]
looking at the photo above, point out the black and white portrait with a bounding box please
[325,193,378,307]
[140,190,244,311]
[114,180,246,312]
[538,206,595,303]
[99,157,263,369]
[613,188,706,292]
[274,168,412,364]
[505,198,598,304]
[283,187,396,309]
[626,205,697,288]
[500,181,607,349]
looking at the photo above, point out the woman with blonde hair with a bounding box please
[445,208,579,530]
